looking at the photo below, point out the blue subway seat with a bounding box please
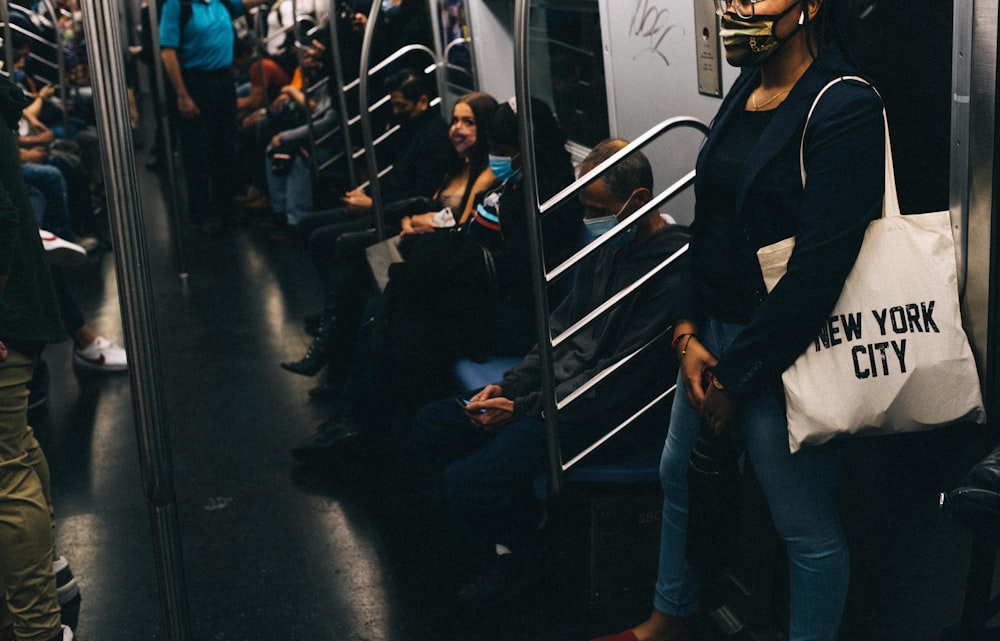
[532,447,662,500]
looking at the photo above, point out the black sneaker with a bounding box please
[457,553,545,608]
[55,556,81,630]
[290,416,361,465]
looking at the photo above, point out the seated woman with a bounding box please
[281,91,499,376]
[291,97,583,463]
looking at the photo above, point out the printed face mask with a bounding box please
[488,154,520,182]
[719,2,804,67]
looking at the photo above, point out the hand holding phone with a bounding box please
[456,397,487,413]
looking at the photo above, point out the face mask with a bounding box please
[381,0,401,16]
[584,216,637,246]
[720,2,804,67]
[12,70,25,84]
[583,189,642,245]
[489,154,521,182]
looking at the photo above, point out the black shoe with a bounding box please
[281,317,334,376]
[457,553,544,608]
[304,312,324,336]
[308,382,336,402]
[290,416,361,464]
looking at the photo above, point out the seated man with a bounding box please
[410,139,691,605]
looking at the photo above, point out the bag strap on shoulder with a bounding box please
[799,76,899,219]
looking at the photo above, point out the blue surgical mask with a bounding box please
[488,154,521,182]
[584,215,636,246]
[381,0,401,16]
[12,70,25,84]
[583,189,642,246]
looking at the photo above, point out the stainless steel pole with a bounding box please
[78,3,193,641]
[146,0,189,278]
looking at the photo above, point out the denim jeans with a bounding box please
[411,394,548,555]
[265,145,338,227]
[21,162,74,239]
[655,318,849,641]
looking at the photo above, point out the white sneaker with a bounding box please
[39,229,87,267]
[73,336,128,372]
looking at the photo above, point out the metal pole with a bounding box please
[325,0,358,187]
[77,3,193,641]
[146,0,189,278]
[514,0,563,498]
[358,0,386,240]
[0,3,13,80]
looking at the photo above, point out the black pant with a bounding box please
[170,68,238,224]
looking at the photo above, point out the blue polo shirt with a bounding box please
[159,0,243,71]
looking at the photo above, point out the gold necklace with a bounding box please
[751,87,790,111]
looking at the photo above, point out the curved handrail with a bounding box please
[514,0,710,496]
[358,1,444,240]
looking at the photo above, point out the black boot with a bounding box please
[281,317,334,376]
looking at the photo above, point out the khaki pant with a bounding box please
[0,349,61,641]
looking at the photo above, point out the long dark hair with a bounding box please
[438,92,499,213]
[804,0,868,74]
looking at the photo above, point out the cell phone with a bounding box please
[455,398,487,413]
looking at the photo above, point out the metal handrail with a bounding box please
[514,0,710,496]
[79,4,193,641]
[358,0,445,240]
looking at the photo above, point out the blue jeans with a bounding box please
[411,394,548,554]
[20,162,73,239]
[655,319,849,641]
[265,145,338,227]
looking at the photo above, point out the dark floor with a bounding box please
[27,113,1000,641]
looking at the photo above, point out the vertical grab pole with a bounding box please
[358,0,385,240]
[78,4,194,641]
[1,3,13,80]
[514,0,562,499]
[326,0,358,187]
[147,0,189,278]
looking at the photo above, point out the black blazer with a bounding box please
[681,47,885,402]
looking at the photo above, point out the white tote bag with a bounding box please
[756,77,986,453]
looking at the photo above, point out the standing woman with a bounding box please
[593,1,883,640]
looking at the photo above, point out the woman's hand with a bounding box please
[677,335,717,413]
[465,384,515,432]
[408,212,437,233]
[701,378,735,435]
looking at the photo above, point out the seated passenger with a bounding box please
[409,139,690,606]
[289,98,580,461]
[280,91,498,376]
[262,38,344,233]
[291,68,450,243]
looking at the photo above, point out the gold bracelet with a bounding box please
[681,334,695,356]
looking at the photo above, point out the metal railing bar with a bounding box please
[562,384,677,472]
[551,244,688,351]
[546,170,695,283]
[539,117,709,217]
[356,164,394,190]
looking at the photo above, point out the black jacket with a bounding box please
[501,222,691,430]
[678,48,885,402]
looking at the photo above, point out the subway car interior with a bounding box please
[1,0,999,640]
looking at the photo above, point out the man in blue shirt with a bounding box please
[159,0,267,231]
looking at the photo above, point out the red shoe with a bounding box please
[590,630,639,641]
